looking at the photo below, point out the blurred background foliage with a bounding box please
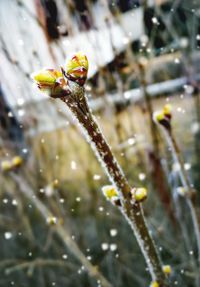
[0,0,200,286]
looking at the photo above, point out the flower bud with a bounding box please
[154,111,165,122]
[102,185,118,200]
[1,160,12,172]
[150,281,159,287]
[12,156,23,167]
[162,265,172,275]
[32,69,62,88]
[163,104,172,119]
[46,216,58,225]
[131,187,148,202]
[65,52,89,86]
[153,111,171,131]
[32,69,70,98]
[101,185,121,206]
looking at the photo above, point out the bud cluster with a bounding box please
[32,52,89,99]
[1,156,23,172]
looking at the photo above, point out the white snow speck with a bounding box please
[4,232,13,240]
[101,243,109,251]
[110,244,117,251]
[110,229,118,237]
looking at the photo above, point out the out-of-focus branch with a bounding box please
[10,172,112,287]
[5,258,75,275]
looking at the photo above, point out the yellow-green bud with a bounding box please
[131,187,148,202]
[154,111,165,123]
[150,281,159,287]
[1,160,12,172]
[12,156,23,167]
[32,69,62,87]
[162,265,172,275]
[65,52,89,86]
[153,110,171,131]
[163,104,172,119]
[102,185,118,200]
[46,216,57,225]
[31,69,70,98]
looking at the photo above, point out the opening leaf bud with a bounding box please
[32,69,62,87]
[65,52,89,86]
[31,69,70,98]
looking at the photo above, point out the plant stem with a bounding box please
[139,63,174,223]
[5,258,75,276]
[59,82,168,286]
[164,129,200,264]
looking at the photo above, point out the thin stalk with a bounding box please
[5,258,75,276]
[58,81,168,286]
[164,129,200,264]
[139,63,174,222]
[164,160,198,275]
